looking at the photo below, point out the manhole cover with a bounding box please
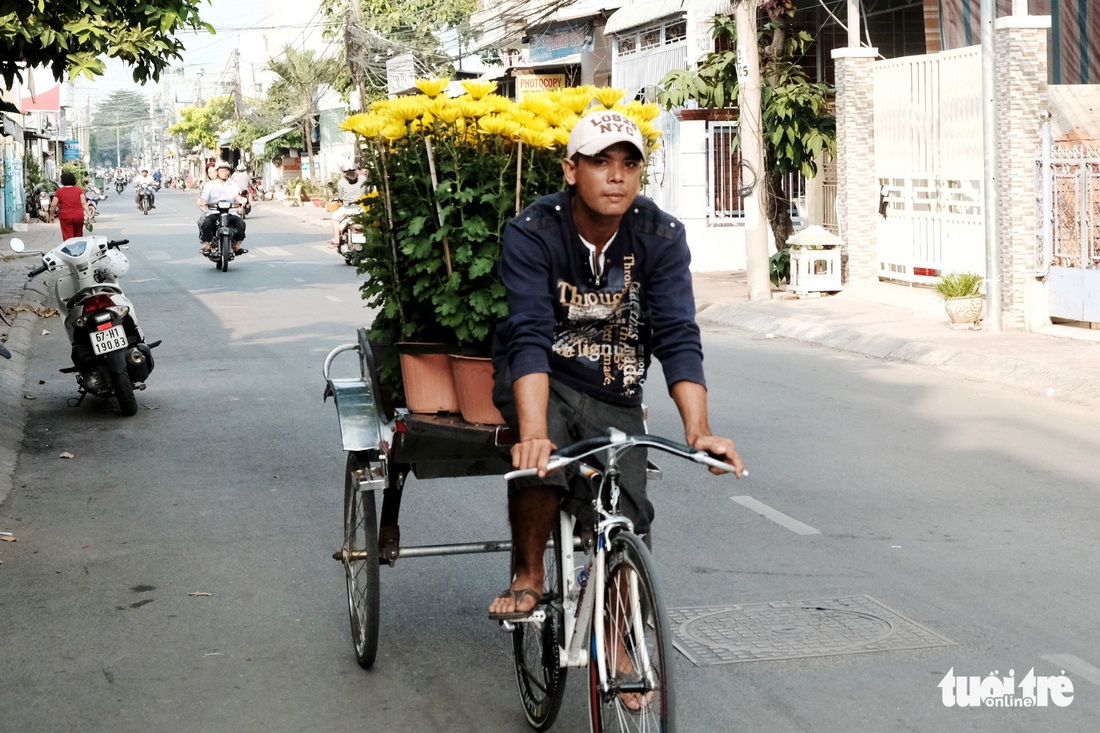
[669,595,954,666]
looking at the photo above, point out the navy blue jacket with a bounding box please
[493,191,705,407]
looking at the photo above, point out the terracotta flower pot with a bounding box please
[449,355,505,425]
[399,351,459,414]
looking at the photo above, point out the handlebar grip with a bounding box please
[107,239,130,248]
[27,264,47,278]
[503,457,568,482]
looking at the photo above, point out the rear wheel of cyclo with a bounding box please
[588,531,674,733]
[511,521,567,731]
[343,452,380,669]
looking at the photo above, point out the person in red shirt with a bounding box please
[48,172,88,240]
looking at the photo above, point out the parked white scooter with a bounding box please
[10,236,160,416]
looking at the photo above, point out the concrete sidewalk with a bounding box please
[692,271,1100,408]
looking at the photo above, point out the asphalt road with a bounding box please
[2,189,1099,732]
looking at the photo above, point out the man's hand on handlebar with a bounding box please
[689,434,745,478]
[511,437,557,478]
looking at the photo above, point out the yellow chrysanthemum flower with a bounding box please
[550,126,571,148]
[343,114,387,138]
[434,102,462,125]
[558,88,594,114]
[478,116,521,139]
[458,98,490,120]
[380,121,408,141]
[415,77,450,98]
[385,97,424,123]
[516,127,557,149]
[592,87,625,108]
[483,94,513,114]
[637,120,662,143]
[519,94,554,118]
[621,100,661,122]
[461,79,497,100]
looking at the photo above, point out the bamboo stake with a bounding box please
[424,137,453,276]
[377,137,406,328]
[515,141,523,216]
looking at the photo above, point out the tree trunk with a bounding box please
[764,168,795,250]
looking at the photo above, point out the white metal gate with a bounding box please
[1037,139,1100,321]
[873,47,985,284]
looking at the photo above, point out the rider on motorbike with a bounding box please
[132,168,156,209]
[197,161,248,256]
[328,162,366,246]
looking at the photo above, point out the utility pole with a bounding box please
[734,0,770,301]
[347,1,367,113]
[115,110,120,168]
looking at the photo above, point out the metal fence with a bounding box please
[705,121,805,224]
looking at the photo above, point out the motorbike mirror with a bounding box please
[9,238,25,253]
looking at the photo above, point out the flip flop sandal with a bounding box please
[487,588,542,621]
[233,248,249,255]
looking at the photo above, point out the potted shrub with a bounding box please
[935,272,984,327]
[339,79,662,414]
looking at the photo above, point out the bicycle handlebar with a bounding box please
[503,431,746,481]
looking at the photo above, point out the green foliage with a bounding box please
[0,0,213,87]
[934,272,983,299]
[24,153,44,185]
[658,14,835,179]
[168,96,235,150]
[769,248,790,286]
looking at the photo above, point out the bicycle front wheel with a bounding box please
[588,531,674,733]
[510,520,567,731]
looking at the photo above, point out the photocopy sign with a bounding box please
[516,74,566,100]
[387,54,416,97]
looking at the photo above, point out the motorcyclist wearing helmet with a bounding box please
[231,163,251,194]
[133,167,156,209]
[197,160,248,256]
[329,161,366,246]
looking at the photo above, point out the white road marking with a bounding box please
[325,295,340,302]
[312,245,335,255]
[294,278,306,283]
[731,496,820,535]
[143,251,170,260]
[258,247,290,256]
[1042,654,1100,688]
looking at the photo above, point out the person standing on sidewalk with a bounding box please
[47,171,88,241]
[487,109,746,620]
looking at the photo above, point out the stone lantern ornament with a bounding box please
[787,225,845,296]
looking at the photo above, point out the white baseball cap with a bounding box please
[567,110,645,160]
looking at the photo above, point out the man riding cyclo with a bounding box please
[487,109,746,623]
[197,160,248,257]
[132,167,156,209]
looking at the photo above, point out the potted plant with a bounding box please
[935,272,984,327]
[339,80,662,417]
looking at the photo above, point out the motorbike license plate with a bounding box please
[90,325,127,355]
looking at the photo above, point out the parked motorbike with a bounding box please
[9,236,160,416]
[27,183,54,223]
[335,215,365,266]
[136,185,155,215]
[203,200,240,272]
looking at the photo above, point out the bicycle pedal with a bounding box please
[500,609,547,631]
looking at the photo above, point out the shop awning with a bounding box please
[251,127,296,155]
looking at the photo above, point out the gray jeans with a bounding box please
[493,366,653,536]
